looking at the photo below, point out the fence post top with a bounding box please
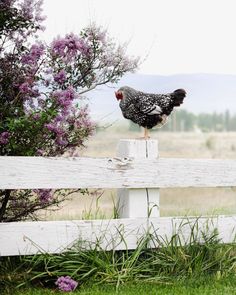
[117,139,159,159]
[118,139,158,143]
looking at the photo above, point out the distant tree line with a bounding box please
[129,110,236,132]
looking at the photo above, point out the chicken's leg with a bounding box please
[144,127,150,140]
[136,127,150,140]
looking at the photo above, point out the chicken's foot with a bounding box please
[136,127,150,140]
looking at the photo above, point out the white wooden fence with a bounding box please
[0,139,236,256]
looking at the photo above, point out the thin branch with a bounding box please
[0,190,11,221]
[78,84,97,95]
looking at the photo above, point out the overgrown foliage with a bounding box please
[0,0,139,222]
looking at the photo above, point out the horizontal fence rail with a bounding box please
[1,216,236,256]
[1,156,236,189]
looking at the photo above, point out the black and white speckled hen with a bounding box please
[115,86,186,138]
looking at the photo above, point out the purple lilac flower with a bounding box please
[1,0,13,8]
[61,105,72,116]
[54,70,66,84]
[56,137,68,146]
[45,68,53,75]
[54,115,64,122]
[32,113,40,120]
[30,43,45,58]
[66,146,80,157]
[19,0,46,26]
[103,53,115,67]
[76,39,91,56]
[34,189,52,203]
[0,132,10,145]
[19,81,40,100]
[36,149,44,156]
[53,87,77,108]
[19,82,31,93]
[51,37,67,57]
[51,34,76,60]
[31,86,40,98]
[86,24,107,44]
[44,122,55,132]
[22,43,45,65]
[19,0,34,19]
[34,0,46,23]
[51,33,90,61]
[45,121,68,147]
[45,122,64,135]
[55,276,78,292]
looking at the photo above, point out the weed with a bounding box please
[205,136,216,150]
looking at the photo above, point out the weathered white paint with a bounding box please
[0,216,235,256]
[116,139,159,159]
[1,139,236,257]
[1,156,236,189]
[117,140,160,218]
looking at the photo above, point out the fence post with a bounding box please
[116,139,160,218]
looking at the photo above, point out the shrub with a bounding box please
[0,0,139,221]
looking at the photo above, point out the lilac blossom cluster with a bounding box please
[51,33,91,62]
[1,0,46,50]
[19,0,46,25]
[0,132,10,145]
[55,276,78,292]
[22,43,45,65]
[52,87,77,108]
[1,0,14,8]
[33,189,53,203]
[19,42,45,101]
[54,70,66,84]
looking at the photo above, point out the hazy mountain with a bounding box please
[87,73,236,121]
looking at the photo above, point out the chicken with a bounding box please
[115,86,186,139]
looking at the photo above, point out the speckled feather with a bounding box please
[118,86,182,129]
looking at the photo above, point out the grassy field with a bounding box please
[39,127,236,221]
[3,277,236,295]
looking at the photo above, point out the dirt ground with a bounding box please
[39,126,236,220]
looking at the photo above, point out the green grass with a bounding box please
[3,276,236,295]
[14,226,235,287]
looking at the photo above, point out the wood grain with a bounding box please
[0,156,236,189]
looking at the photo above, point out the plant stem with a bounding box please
[0,189,11,221]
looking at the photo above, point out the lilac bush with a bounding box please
[0,0,139,222]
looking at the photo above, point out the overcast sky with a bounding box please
[42,0,236,75]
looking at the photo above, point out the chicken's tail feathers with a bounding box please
[172,89,186,106]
